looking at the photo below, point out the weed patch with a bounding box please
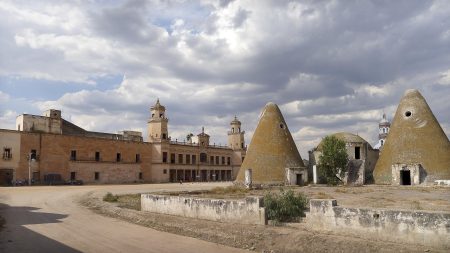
[264,189,307,222]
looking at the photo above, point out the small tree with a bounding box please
[186,133,194,142]
[318,135,349,185]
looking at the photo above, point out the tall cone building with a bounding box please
[235,102,305,185]
[373,89,450,185]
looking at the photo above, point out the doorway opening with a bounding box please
[296,174,303,186]
[400,170,411,185]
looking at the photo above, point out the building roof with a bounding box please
[230,115,241,125]
[317,132,371,150]
[373,89,450,184]
[235,102,304,184]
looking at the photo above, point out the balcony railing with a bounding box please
[169,140,229,149]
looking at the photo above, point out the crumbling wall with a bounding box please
[308,199,450,247]
[141,194,267,225]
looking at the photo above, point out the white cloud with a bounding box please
[1,0,450,159]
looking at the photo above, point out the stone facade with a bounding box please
[0,99,245,184]
[308,132,379,185]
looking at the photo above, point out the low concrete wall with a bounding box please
[308,199,450,247]
[141,194,267,225]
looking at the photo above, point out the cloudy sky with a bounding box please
[1,0,449,158]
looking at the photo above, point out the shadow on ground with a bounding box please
[0,203,81,253]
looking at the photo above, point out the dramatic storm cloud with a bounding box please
[1,0,449,157]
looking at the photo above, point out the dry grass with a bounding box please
[116,194,141,210]
[314,192,334,199]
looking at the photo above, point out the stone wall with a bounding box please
[308,199,450,247]
[141,194,267,225]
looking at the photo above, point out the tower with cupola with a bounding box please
[147,99,169,142]
[375,113,390,149]
[227,116,245,150]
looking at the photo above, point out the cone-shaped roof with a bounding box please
[235,102,304,184]
[373,89,450,184]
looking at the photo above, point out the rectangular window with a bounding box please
[70,172,76,180]
[186,154,190,164]
[136,154,141,163]
[163,169,167,174]
[355,147,361,160]
[95,152,100,162]
[163,152,168,163]
[170,153,176,164]
[116,153,121,162]
[192,155,197,164]
[31,149,37,160]
[210,156,214,164]
[178,154,183,164]
[227,157,231,165]
[94,172,99,180]
[3,148,12,160]
[222,156,225,165]
[216,156,219,165]
[70,150,76,161]
[139,172,143,180]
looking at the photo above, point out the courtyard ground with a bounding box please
[82,183,450,253]
[0,183,448,252]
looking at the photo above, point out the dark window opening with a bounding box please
[152,113,154,118]
[192,155,197,164]
[186,154,190,164]
[163,152,168,163]
[160,113,164,118]
[162,133,167,139]
[94,172,99,180]
[170,153,175,164]
[70,172,76,180]
[221,156,225,165]
[241,143,244,149]
[405,111,412,117]
[215,156,219,165]
[280,123,285,129]
[116,153,121,162]
[200,153,207,163]
[400,170,411,185]
[163,169,167,174]
[95,152,100,162]
[3,148,12,160]
[178,154,183,164]
[136,154,140,163]
[227,157,231,165]
[355,147,361,160]
[210,156,214,164]
[139,172,143,179]
[18,124,21,131]
[31,149,37,160]
[70,150,76,161]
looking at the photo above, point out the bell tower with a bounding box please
[227,116,245,150]
[147,99,169,142]
[376,113,390,149]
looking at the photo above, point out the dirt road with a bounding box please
[0,183,245,253]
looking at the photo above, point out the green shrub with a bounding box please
[264,189,308,222]
[103,192,118,202]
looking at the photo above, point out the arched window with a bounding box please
[238,127,241,132]
[232,128,234,133]
[381,140,384,145]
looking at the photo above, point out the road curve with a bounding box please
[0,183,246,253]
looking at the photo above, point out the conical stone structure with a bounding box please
[373,89,450,184]
[235,102,304,184]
